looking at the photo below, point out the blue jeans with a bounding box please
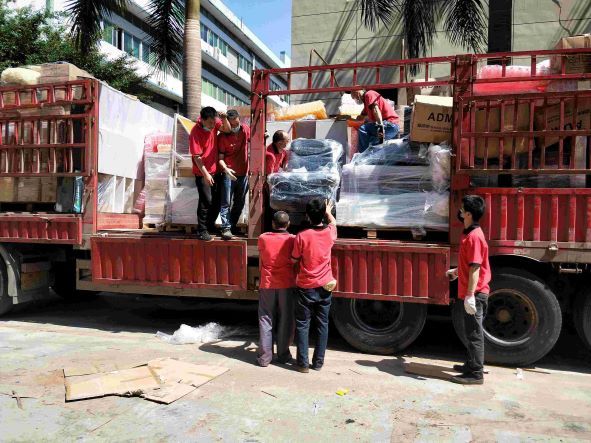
[220,174,249,231]
[295,287,332,368]
[358,121,400,153]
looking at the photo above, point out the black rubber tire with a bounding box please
[0,256,12,316]
[452,267,562,366]
[574,290,591,352]
[51,258,97,300]
[332,298,427,354]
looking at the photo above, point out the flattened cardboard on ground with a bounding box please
[65,366,161,401]
[0,385,45,399]
[148,358,229,387]
[64,358,229,403]
[63,361,146,377]
[141,383,196,404]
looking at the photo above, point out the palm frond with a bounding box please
[145,0,184,76]
[357,0,399,31]
[65,0,128,53]
[441,0,487,53]
[401,0,439,60]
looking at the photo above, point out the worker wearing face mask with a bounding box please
[217,110,251,240]
[351,89,400,153]
[190,107,231,241]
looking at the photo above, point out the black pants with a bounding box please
[464,292,488,378]
[195,174,221,233]
[295,287,332,368]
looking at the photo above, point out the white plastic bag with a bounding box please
[156,323,227,344]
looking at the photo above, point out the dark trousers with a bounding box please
[220,175,249,231]
[295,287,332,368]
[195,175,221,233]
[257,288,295,366]
[463,292,488,378]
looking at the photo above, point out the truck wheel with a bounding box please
[452,268,562,366]
[332,298,427,354]
[0,257,12,316]
[574,290,591,351]
[51,259,96,300]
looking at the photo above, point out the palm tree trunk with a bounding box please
[183,0,201,120]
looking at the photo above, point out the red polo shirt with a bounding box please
[265,144,288,175]
[258,231,296,289]
[218,124,250,176]
[189,117,222,175]
[292,224,337,289]
[458,225,491,299]
[363,90,399,124]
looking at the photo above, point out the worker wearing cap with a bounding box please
[218,110,250,240]
[189,106,231,241]
[351,89,400,153]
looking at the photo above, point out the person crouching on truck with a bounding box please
[447,195,491,385]
[264,130,291,231]
[351,89,399,153]
[292,198,337,373]
[189,106,231,241]
[217,110,250,241]
[257,211,296,367]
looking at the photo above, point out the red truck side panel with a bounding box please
[0,214,82,244]
[91,235,247,290]
[332,241,450,305]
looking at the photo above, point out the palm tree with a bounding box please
[358,0,487,66]
[66,0,202,120]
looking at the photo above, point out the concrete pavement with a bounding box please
[1,294,591,442]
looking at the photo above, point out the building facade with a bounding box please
[15,0,290,115]
[291,0,591,108]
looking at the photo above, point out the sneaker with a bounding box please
[221,229,233,241]
[453,364,469,373]
[451,374,484,385]
[311,364,323,371]
[276,356,294,365]
[295,365,309,373]
[197,231,213,241]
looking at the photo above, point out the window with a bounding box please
[238,54,253,74]
[102,20,119,48]
[202,78,247,107]
[141,43,154,65]
[123,31,140,58]
[200,24,228,56]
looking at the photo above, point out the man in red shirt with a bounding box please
[351,89,400,153]
[257,211,296,367]
[189,106,230,241]
[265,130,290,175]
[264,130,291,231]
[292,198,337,373]
[447,195,491,385]
[218,110,250,240]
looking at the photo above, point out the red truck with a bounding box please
[0,49,590,367]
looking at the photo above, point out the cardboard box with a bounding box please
[474,103,531,158]
[534,99,591,148]
[175,155,194,178]
[16,177,41,202]
[0,177,16,202]
[40,177,58,202]
[38,63,93,83]
[410,96,453,144]
[551,34,591,74]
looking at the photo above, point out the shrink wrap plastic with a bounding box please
[337,143,451,231]
[269,139,343,223]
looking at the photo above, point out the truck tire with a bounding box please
[574,290,591,351]
[332,298,427,354]
[51,259,96,300]
[452,267,562,366]
[0,257,12,316]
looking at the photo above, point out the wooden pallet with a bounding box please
[142,222,165,232]
[164,224,198,234]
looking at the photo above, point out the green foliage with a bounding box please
[0,2,152,101]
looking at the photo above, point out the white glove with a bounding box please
[464,294,477,315]
[446,268,458,281]
[224,168,237,181]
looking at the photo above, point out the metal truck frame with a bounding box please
[1,48,591,366]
